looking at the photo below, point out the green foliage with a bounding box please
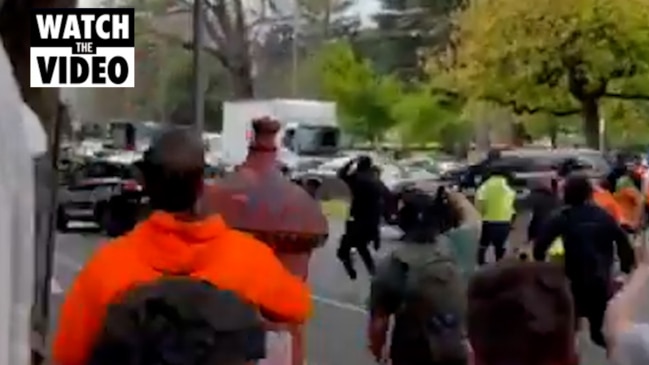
[319,41,401,142]
[319,41,465,144]
[371,0,464,81]
[434,0,649,147]
[392,86,462,144]
[603,100,649,146]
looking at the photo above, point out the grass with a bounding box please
[320,200,349,220]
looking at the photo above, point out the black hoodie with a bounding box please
[527,183,561,242]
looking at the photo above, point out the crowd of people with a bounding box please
[335,151,649,365]
[47,136,649,365]
[4,33,649,364]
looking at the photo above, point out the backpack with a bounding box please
[390,241,468,364]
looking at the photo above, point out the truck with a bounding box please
[220,99,342,171]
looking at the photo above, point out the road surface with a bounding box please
[51,220,613,365]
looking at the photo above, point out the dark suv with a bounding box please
[57,159,145,235]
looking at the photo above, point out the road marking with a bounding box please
[54,252,369,315]
[311,295,368,314]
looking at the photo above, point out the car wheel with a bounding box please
[56,207,69,232]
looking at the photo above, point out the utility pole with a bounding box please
[192,0,206,131]
[291,0,300,97]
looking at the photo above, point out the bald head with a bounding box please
[143,127,205,213]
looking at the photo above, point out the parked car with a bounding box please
[441,148,610,207]
[57,158,145,236]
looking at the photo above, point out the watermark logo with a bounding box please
[30,8,135,88]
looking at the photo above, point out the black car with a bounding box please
[57,159,145,236]
[441,148,610,206]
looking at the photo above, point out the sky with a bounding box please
[78,0,381,26]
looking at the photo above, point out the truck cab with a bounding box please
[220,99,342,171]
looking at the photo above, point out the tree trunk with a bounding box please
[581,97,600,150]
[229,66,255,99]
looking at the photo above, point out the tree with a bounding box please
[370,0,464,80]
[134,0,276,98]
[436,0,649,148]
[319,41,400,142]
[603,99,649,147]
[391,85,462,145]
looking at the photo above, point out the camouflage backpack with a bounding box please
[390,240,468,365]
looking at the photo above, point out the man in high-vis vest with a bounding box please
[475,167,516,265]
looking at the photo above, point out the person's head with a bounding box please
[303,178,322,198]
[89,278,264,365]
[141,127,205,214]
[399,185,458,243]
[356,155,373,172]
[557,158,579,178]
[487,165,509,181]
[563,174,593,206]
[468,262,576,365]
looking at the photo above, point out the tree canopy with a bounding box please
[434,0,649,148]
[318,41,465,147]
[319,41,401,142]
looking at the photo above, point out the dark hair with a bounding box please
[142,128,205,213]
[557,159,580,178]
[356,155,373,172]
[89,278,263,365]
[468,262,575,365]
[398,185,458,243]
[563,174,593,206]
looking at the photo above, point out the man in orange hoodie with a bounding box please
[53,128,312,365]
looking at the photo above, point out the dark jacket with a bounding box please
[338,161,390,225]
[533,203,635,285]
[527,186,561,242]
[606,165,627,193]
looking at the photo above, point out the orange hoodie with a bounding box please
[52,212,312,365]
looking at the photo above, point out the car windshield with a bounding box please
[284,125,341,156]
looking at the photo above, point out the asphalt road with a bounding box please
[50,219,614,365]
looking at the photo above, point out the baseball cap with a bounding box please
[89,277,265,365]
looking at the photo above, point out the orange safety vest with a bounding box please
[53,212,312,365]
